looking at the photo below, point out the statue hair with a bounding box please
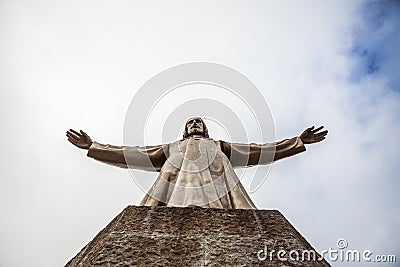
[182,118,209,139]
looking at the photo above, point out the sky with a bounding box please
[1,0,399,266]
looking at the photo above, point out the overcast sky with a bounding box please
[1,0,399,266]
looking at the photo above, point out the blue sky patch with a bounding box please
[349,0,400,91]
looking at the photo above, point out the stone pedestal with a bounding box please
[66,206,330,266]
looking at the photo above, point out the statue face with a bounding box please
[186,117,204,136]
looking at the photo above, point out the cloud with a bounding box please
[0,1,399,266]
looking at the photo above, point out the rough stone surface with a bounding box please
[66,206,330,266]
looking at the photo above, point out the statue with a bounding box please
[66,117,327,209]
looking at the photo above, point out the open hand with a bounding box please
[66,129,93,149]
[300,126,328,144]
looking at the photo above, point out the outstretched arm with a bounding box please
[66,129,167,171]
[221,125,328,168]
[221,137,305,167]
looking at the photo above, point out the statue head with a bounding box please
[183,117,209,139]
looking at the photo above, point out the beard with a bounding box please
[188,128,204,136]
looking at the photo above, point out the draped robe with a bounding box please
[87,136,305,209]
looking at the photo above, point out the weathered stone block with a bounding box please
[66,206,330,266]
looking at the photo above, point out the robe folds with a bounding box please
[87,136,305,209]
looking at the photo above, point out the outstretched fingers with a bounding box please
[66,131,79,142]
[311,126,324,133]
[314,130,328,138]
[80,130,90,139]
[67,136,78,145]
[70,129,81,136]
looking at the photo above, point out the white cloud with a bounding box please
[0,1,398,266]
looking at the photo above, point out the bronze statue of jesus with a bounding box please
[66,117,327,209]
